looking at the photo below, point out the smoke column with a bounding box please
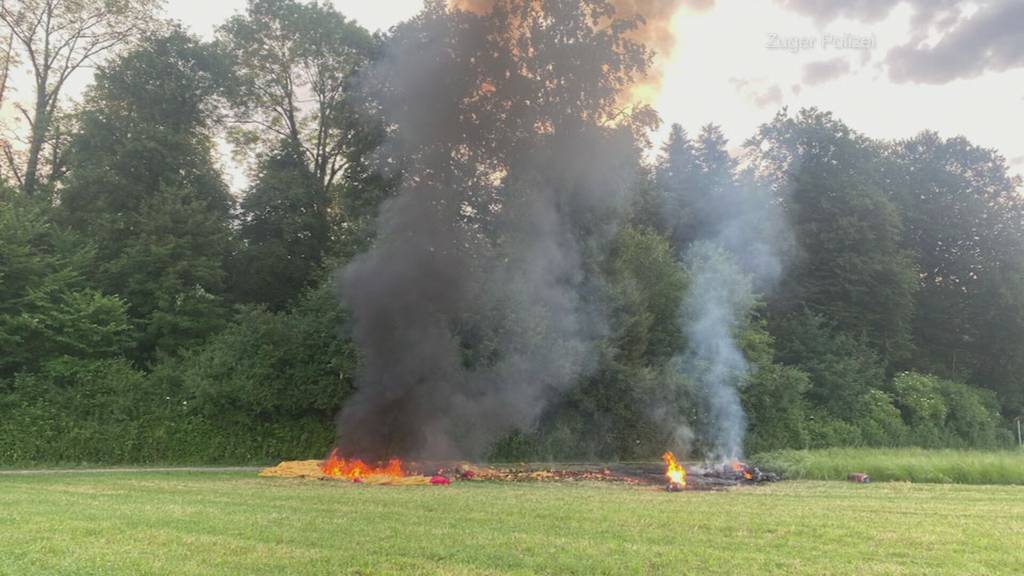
[671,141,787,461]
[335,2,649,461]
[682,244,755,461]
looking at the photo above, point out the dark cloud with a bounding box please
[886,1,1024,84]
[802,57,852,85]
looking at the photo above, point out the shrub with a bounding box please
[888,372,1010,449]
[850,389,908,447]
[176,290,355,425]
[743,364,811,454]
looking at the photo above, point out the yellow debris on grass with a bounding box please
[258,460,434,485]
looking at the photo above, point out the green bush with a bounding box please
[888,372,1008,449]
[771,312,887,416]
[850,389,908,447]
[805,412,864,448]
[0,286,353,466]
[743,364,811,454]
[0,358,149,464]
[175,288,356,426]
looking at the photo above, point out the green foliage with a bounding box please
[888,371,1007,449]
[605,226,687,365]
[232,147,329,309]
[0,356,335,465]
[218,0,376,192]
[2,0,1023,465]
[59,28,236,362]
[0,358,152,464]
[886,133,1024,412]
[173,285,356,426]
[0,193,130,378]
[752,109,919,365]
[509,226,690,461]
[851,389,908,447]
[742,364,811,454]
[771,311,886,415]
[0,285,352,465]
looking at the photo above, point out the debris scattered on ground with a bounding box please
[259,459,782,490]
[258,460,435,485]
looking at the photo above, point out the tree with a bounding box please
[0,190,130,379]
[218,0,375,194]
[232,145,327,309]
[0,0,158,195]
[654,123,699,244]
[749,109,918,364]
[771,311,886,415]
[885,133,1024,411]
[59,28,234,362]
[605,225,687,366]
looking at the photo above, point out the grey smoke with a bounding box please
[682,243,755,461]
[663,130,788,461]
[334,6,639,461]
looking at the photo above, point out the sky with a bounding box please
[4,0,1022,180]
[164,0,1024,176]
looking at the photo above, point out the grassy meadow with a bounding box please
[2,470,1024,575]
[754,448,1024,484]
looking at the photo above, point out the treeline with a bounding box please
[0,0,1020,465]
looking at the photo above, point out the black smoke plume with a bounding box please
[335,1,656,461]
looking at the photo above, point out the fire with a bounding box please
[662,451,686,488]
[730,460,754,481]
[319,448,406,482]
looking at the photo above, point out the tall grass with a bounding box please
[753,448,1024,485]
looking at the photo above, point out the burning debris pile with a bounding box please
[259,450,779,490]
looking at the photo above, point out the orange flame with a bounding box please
[662,451,686,488]
[730,460,754,481]
[320,448,406,482]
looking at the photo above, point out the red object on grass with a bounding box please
[430,475,451,485]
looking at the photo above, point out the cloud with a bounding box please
[886,1,1024,84]
[775,0,1024,84]
[729,78,784,109]
[774,0,896,25]
[802,57,852,85]
[775,0,961,28]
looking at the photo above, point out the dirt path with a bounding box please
[0,467,261,475]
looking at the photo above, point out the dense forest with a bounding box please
[1,0,1021,465]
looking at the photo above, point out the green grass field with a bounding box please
[2,471,1024,575]
[754,448,1024,484]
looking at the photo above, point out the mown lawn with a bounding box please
[754,448,1024,484]
[2,471,1023,575]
